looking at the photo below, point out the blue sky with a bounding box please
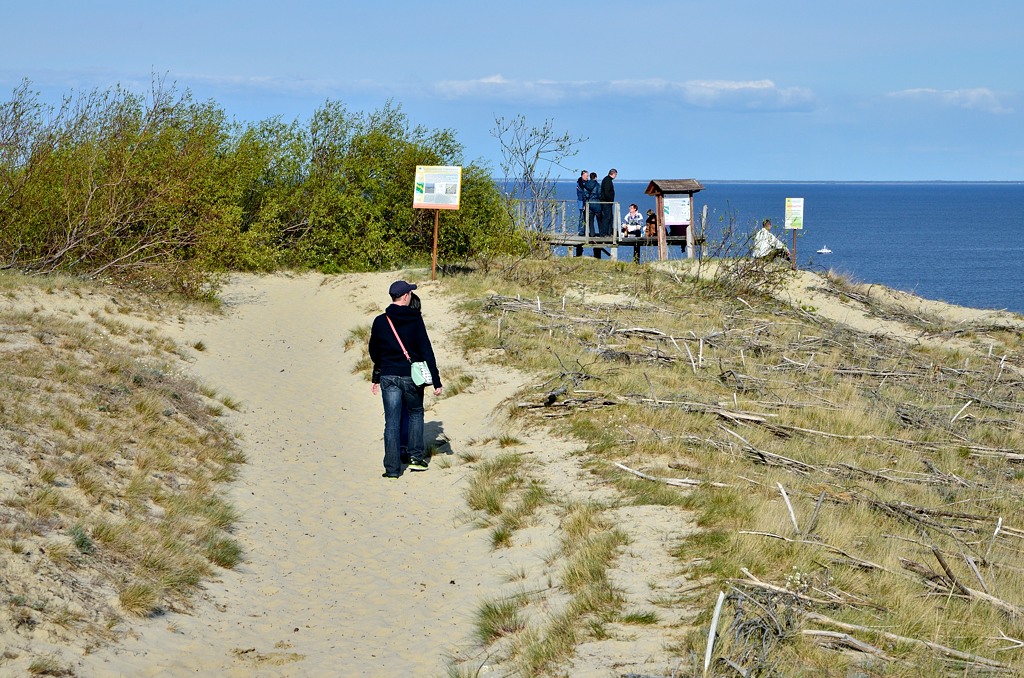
[3,0,1021,181]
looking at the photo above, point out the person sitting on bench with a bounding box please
[621,203,644,238]
[645,209,657,236]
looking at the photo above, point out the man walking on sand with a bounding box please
[369,280,442,478]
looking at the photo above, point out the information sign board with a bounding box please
[663,196,691,225]
[413,165,462,210]
[785,197,804,230]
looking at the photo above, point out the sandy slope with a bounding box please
[77,272,535,677]
[18,265,1019,677]
[777,268,1024,344]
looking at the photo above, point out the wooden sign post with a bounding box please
[784,197,804,272]
[412,165,462,280]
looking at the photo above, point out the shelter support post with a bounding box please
[656,194,667,261]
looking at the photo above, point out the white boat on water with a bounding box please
[817,245,832,254]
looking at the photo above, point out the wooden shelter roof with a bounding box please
[644,179,705,196]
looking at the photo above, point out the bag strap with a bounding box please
[386,315,412,363]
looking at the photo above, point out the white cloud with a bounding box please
[184,73,348,96]
[433,74,588,104]
[432,75,816,111]
[612,78,815,111]
[7,68,818,113]
[888,87,1012,114]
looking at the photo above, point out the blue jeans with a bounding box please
[587,205,600,237]
[380,375,424,475]
[400,407,409,455]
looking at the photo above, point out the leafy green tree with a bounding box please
[210,116,309,271]
[0,77,237,295]
[1,79,522,294]
[278,99,516,272]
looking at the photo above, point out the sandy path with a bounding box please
[72,264,1008,676]
[81,272,525,677]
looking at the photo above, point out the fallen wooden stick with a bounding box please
[803,611,1008,669]
[737,530,897,578]
[801,629,893,660]
[612,461,732,488]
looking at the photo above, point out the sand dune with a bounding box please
[76,272,541,676]
[9,266,1020,676]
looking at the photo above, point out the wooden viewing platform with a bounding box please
[526,178,705,263]
[544,233,692,262]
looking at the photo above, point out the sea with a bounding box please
[551,180,1024,314]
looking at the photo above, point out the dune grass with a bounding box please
[8,260,1023,675]
[0,271,243,661]
[441,256,1024,676]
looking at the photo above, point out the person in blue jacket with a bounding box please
[576,169,589,236]
[584,172,606,257]
[368,281,442,478]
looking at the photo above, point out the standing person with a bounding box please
[373,291,422,462]
[585,172,602,238]
[396,292,420,460]
[752,218,791,261]
[574,170,589,256]
[585,172,604,258]
[576,170,589,236]
[600,169,617,237]
[369,281,442,478]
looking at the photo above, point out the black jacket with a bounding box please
[368,304,442,387]
[601,174,615,202]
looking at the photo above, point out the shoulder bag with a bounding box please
[386,316,433,386]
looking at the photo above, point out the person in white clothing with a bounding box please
[752,218,790,261]
[621,203,644,238]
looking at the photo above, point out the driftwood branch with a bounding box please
[732,569,874,609]
[777,482,799,533]
[803,611,1009,669]
[719,426,816,474]
[801,629,893,660]
[613,461,731,489]
[738,531,896,577]
[895,549,1024,619]
[990,629,1024,653]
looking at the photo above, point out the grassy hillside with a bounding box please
[438,257,1024,676]
[0,272,241,674]
[4,257,1024,676]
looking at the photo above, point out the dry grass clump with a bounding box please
[0,272,242,664]
[442,256,1024,675]
[458,492,630,677]
[509,502,628,676]
[463,453,547,549]
[26,654,76,676]
[473,595,529,645]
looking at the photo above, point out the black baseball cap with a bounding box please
[389,280,417,297]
